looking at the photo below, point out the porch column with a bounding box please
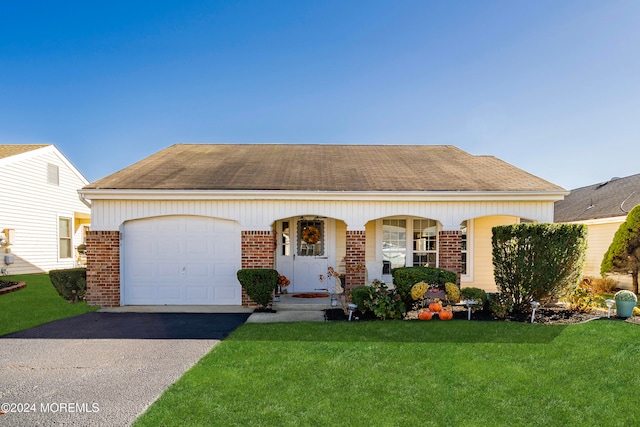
[85,230,121,307]
[438,230,462,283]
[345,230,366,295]
[241,230,275,307]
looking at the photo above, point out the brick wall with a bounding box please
[85,230,121,307]
[345,230,366,295]
[241,230,275,306]
[438,230,462,282]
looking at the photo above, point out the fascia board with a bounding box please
[78,189,569,202]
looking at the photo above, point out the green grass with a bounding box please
[0,273,98,336]
[134,320,640,427]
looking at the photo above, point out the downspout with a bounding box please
[79,193,91,209]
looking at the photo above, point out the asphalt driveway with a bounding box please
[0,312,249,426]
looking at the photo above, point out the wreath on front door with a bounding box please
[302,226,320,244]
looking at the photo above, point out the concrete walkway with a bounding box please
[100,303,331,323]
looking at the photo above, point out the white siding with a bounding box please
[0,147,90,274]
[89,199,555,232]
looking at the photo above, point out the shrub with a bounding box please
[460,287,488,309]
[49,268,87,302]
[359,280,405,320]
[582,276,617,294]
[236,269,279,308]
[350,285,373,312]
[561,284,604,312]
[487,292,512,319]
[445,282,460,303]
[492,223,587,314]
[601,204,640,294]
[392,267,457,308]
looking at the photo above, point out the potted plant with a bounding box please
[614,290,637,318]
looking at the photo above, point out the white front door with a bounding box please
[292,218,333,293]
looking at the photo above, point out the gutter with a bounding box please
[77,188,569,203]
[79,192,92,208]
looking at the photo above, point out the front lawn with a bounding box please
[0,274,98,336]
[135,320,640,426]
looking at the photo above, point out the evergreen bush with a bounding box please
[236,269,279,308]
[49,268,87,302]
[601,204,640,294]
[492,223,587,314]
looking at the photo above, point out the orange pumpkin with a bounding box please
[418,310,433,321]
[439,310,453,320]
[428,302,442,312]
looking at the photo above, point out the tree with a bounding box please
[492,223,587,313]
[601,204,640,294]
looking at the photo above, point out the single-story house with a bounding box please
[0,144,91,275]
[554,173,640,288]
[79,144,567,307]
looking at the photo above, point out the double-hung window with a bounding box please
[59,217,72,259]
[381,218,439,273]
[412,219,437,267]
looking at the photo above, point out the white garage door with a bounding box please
[122,216,242,305]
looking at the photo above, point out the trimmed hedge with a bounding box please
[392,267,457,308]
[49,268,87,302]
[237,269,279,308]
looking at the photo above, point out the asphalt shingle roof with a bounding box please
[85,144,565,192]
[0,144,49,160]
[554,173,640,222]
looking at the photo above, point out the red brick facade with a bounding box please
[84,226,462,308]
[85,230,120,307]
[345,230,366,295]
[241,230,275,306]
[438,230,462,282]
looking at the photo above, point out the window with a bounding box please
[297,220,324,256]
[413,219,437,267]
[382,219,406,269]
[59,218,72,258]
[460,221,468,275]
[48,163,59,185]
[281,221,290,256]
[380,218,440,273]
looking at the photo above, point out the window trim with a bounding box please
[460,219,474,283]
[377,216,441,280]
[58,216,73,259]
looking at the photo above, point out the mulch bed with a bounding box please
[0,280,26,295]
[325,306,639,325]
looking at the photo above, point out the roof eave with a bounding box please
[78,188,569,202]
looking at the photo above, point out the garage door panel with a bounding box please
[159,263,182,278]
[123,216,242,305]
[185,240,210,255]
[157,286,182,302]
[214,286,237,304]
[185,263,210,277]
[185,286,210,302]
[213,263,237,278]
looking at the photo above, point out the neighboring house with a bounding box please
[79,144,567,307]
[555,173,640,288]
[0,144,91,275]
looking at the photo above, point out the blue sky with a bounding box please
[1,0,638,189]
